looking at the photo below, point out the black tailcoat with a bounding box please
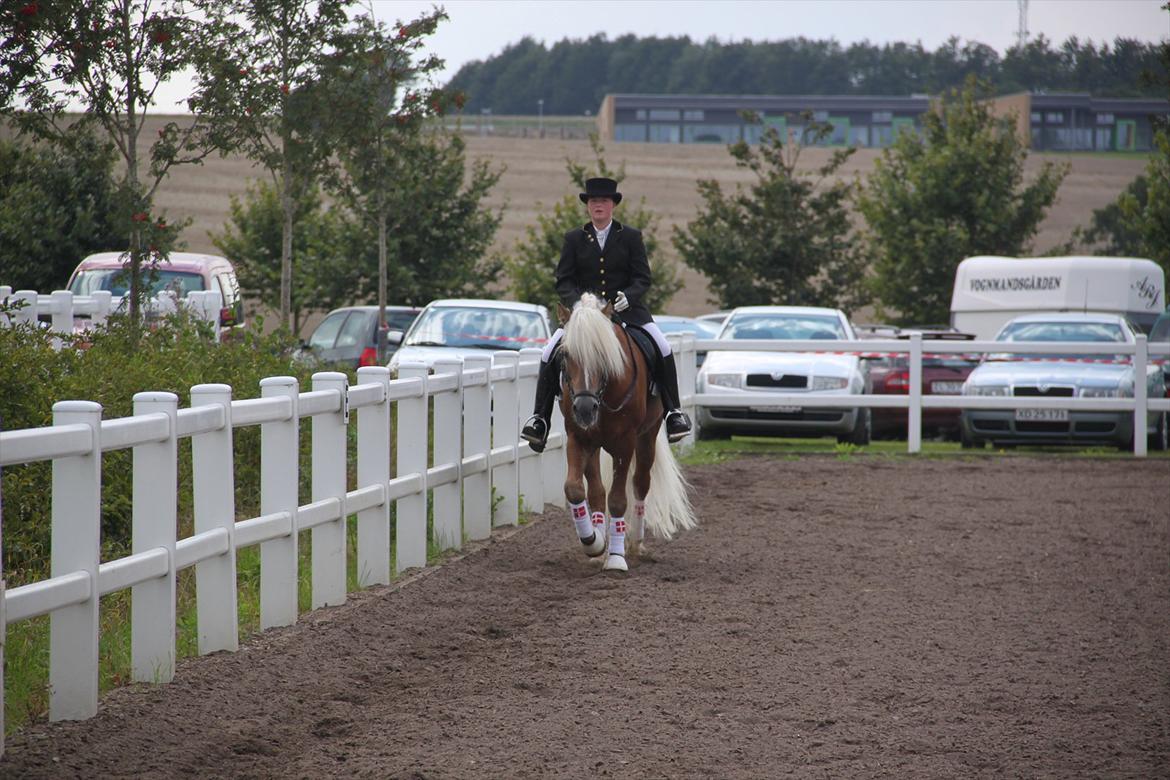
[555,220,654,327]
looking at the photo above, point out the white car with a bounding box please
[960,312,1168,450]
[696,306,870,443]
[387,299,551,373]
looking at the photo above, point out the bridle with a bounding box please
[562,321,639,414]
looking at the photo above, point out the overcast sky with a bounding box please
[373,0,1170,83]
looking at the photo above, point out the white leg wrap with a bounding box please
[570,500,592,539]
[591,511,606,537]
[608,516,626,557]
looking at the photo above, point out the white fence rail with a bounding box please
[0,286,225,344]
[0,345,594,752]
[689,334,1170,456]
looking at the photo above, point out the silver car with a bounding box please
[960,312,1168,450]
[387,299,551,373]
[696,306,870,443]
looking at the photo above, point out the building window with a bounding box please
[614,124,647,142]
[1030,111,1043,124]
[683,124,739,144]
[872,110,892,123]
[1096,113,1115,125]
[634,109,646,121]
[683,109,704,121]
[1045,111,1064,124]
[813,110,829,122]
[648,109,680,121]
[648,124,680,143]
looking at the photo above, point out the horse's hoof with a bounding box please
[581,529,605,557]
[603,554,628,573]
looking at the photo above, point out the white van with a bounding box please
[949,255,1165,339]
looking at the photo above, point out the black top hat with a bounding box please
[579,177,623,204]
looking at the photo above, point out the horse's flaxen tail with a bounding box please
[643,430,699,539]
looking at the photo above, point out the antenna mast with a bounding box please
[1017,0,1030,49]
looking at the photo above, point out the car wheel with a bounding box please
[959,427,984,449]
[1148,411,1169,452]
[838,408,871,446]
[697,423,729,441]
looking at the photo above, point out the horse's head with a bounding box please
[559,294,625,430]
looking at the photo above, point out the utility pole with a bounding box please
[538,98,544,138]
[1017,0,1029,49]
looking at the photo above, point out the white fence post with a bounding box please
[432,359,464,552]
[190,383,238,654]
[517,348,543,514]
[908,333,923,454]
[260,376,299,629]
[131,392,178,683]
[50,290,73,346]
[13,290,37,327]
[91,290,112,329]
[356,366,392,587]
[492,351,520,527]
[311,372,349,608]
[396,362,429,572]
[50,400,102,721]
[544,400,567,509]
[462,355,493,541]
[1134,334,1148,457]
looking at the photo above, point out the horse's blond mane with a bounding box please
[562,293,626,381]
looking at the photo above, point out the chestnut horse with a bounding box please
[556,293,697,573]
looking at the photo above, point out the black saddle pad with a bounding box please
[623,324,660,397]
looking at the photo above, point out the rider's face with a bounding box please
[587,196,614,226]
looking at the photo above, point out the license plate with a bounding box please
[753,405,802,414]
[1014,408,1069,422]
[931,381,964,394]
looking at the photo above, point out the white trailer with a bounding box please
[949,255,1165,339]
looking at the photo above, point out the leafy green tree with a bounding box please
[857,78,1067,325]
[1112,132,1170,277]
[673,112,867,311]
[505,136,682,314]
[211,180,359,335]
[1073,175,1150,258]
[188,0,358,329]
[0,0,218,325]
[0,132,123,290]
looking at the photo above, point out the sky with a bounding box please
[371,0,1170,83]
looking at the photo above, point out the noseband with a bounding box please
[562,323,639,414]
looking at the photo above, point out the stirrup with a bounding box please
[520,415,549,452]
[665,410,691,443]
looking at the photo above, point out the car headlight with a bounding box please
[1080,386,1121,398]
[704,373,741,389]
[966,384,1008,396]
[811,375,849,391]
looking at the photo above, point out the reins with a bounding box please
[563,318,639,414]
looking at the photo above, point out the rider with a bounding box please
[520,176,692,452]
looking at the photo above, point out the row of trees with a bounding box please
[448,33,1166,116]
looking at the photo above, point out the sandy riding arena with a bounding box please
[1,455,1167,777]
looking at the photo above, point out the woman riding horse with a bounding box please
[520,177,692,453]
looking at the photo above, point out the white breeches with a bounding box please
[542,321,671,363]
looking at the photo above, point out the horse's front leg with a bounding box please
[603,440,636,573]
[583,448,608,550]
[565,440,605,557]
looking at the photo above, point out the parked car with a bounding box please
[387,299,551,373]
[696,306,870,444]
[301,305,422,370]
[960,312,1168,450]
[868,329,980,440]
[654,314,720,367]
[695,310,732,329]
[1151,308,1170,396]
[66,251,244,330]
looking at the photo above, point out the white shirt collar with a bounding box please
[593,220,613,245]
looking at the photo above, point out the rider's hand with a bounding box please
[614,290,630,312]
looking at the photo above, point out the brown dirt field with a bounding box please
[146,116,1151,320]
[2,455,1167,778]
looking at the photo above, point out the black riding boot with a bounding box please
[521,355,559,453]
[660,353,692,442]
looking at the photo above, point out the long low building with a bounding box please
[596,92,1169,152]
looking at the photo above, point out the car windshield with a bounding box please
[992,320,1129,361]
[1151,315,1170,343]
[69,268,205,298]
[656,319,720,338]
[405,306,548,350]
[385,310,419,331]
[721,314,846,341]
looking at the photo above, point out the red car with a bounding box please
[867,329,981,440]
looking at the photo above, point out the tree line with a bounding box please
[447,33,1167,116]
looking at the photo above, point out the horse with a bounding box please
[556,292,698,573]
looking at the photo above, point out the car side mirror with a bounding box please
[386,329,404,346]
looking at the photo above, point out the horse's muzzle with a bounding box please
[572,394,600,429]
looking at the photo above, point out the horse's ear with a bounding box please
[557,302,572,325]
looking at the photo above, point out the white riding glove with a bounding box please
[614,290,630,312]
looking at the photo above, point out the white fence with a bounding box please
[0,286,226,344]
[0,342,635,752]
[690,334,1170,456]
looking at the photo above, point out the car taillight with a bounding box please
[359,346,378,367]
[885,370,910,392]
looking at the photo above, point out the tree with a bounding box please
[0,131,123,290]
[857,78,1067,325]
[504,136,682,314]
[1,0,217,325]
[1114,133,1170,277]
[673,112,867,311]
[189,0,358,329]
[211,179,358,335]
[1073,175,1150,258]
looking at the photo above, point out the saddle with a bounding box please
[620,322,661,398]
